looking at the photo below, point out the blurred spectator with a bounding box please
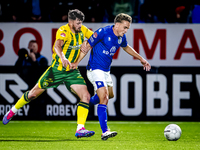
[8,0,50,22]
[108,0,138,22]
[174,6,190,23]
[9,0,32,22]
[27,40,48,66]
[0,0,199,23]
[192,5,200,23]
[139,0,155,23]
[15,40,48,87]
[49,0,79,22]
[0,1,14,22]
[165,0,191,23]
[175,6,186,19]
[15,48,30,76]
[31,0,42,21]
[80,0,107,22]
[139,0,168,23]
[49,0,107,23]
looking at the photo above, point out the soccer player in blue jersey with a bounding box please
[72,13,151,140]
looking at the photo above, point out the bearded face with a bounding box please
[72,18,82,33]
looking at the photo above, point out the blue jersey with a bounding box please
[86,25,128,71]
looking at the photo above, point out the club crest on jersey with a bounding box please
[93,32,98,38]
[118,37,122,44]
[60,33,66,37]
[43,81,49,87]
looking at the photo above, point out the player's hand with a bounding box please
[61,58,72,68]
[140,58,151,71]
[70,62,78,70]
[81,40,91,54]
[29,52,36,62]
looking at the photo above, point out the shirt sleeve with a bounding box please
[121,34,128,47]
[56,26,67,42]
[88,28,104,47]
[83,25,94,39]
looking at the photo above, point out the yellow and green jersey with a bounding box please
[51,24,93,71]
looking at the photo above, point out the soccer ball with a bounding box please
[164,124,182,141]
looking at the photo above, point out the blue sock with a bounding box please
[97,104,108,133]
[90,94,100,105]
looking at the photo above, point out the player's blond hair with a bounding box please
[114,13,132,23]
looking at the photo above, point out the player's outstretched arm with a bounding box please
[54,39,72,68]
[140,58,151,71]
[71,40,91,69]
[122,44,151,71]
[81,40,92,54]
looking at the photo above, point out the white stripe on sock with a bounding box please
[11,106,18,113]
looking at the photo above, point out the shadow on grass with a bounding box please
[0,136,99,142]
[0,138,100,142]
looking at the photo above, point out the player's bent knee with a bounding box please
[99,94,109,105]
[28,93,37,100]
[28,91,41,100]
[81,92,90,103]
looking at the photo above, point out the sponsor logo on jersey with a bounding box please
[90,37,94,43]
[103,50,109,55]
[68,45,81,50]
[60,33,66,37]
[93,32,98,38]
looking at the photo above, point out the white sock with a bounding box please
[77,124,84,131]
[11,106,18,113]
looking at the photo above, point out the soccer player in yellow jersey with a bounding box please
[3,9,95,138]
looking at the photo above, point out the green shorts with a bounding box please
[38,66,86,91]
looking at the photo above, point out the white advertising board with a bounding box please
[0,23,200,66]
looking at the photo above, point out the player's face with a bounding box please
[72,18,82,33]
[117,21,130,37]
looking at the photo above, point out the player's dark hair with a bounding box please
[114,13,132,23]
[68,9,85,21]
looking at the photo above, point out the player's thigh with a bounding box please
[70,84,90,103]
[108,86,114,98]
[87,69,109,104]
[37,66,63,89]
[105,71,114,98]
[64,69,89,101]
[87,69,107,91]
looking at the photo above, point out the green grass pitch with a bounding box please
[0,121,200,150]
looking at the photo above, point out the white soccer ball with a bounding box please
[164,124,182,141]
